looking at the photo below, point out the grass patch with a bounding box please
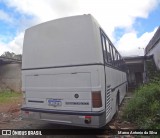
[0,90,22,103]
[123,81,160,129]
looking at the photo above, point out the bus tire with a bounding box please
[116,97,118,113]
[115,92,119,116]
[126,85,128,92]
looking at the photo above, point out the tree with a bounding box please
[1,51,22,60]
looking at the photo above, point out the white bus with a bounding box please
[21,14,127,128]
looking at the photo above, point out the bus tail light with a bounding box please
[92,91,102,108]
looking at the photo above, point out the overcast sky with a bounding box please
[0,0,160,56]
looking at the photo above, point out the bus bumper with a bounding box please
[21,107,106,128]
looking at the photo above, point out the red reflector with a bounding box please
[25,111,29,114]
[85,116,92,119]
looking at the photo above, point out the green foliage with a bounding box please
[146,60,160,83]
[146,60,156,80]
[0,90,22,103]
[123,58,160,129]
[123,81,160,129]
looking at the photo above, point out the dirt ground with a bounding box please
[0,91,137,137]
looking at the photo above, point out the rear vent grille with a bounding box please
[106,88,111,117]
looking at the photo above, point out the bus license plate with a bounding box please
[47,99,62,107]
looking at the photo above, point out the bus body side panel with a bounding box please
[105,66,127,121]
[89,17,127,125]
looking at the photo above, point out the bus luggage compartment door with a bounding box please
[24,72,92,112]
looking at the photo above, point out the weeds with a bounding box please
[123,81,160,129]
[0,90,22,103]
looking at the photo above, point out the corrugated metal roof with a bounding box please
[124,56,145,64]
[145,26,160,54]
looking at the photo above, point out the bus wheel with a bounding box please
[115,94,119,116]
[116,97,118,112]
[113,96,119,118]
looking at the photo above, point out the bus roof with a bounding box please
[22,14,103,69]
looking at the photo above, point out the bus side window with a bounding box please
[112,47,117,66]
[109,43,114,65]
[116,51,121,68]
[100,28,126,72]
[105,39,111,64]
[114,50,118,67]
[101,35,108,63]
[107,43,112,64]
[117,54,120,68]
[119,56,123,70]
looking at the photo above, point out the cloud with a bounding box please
[0,42,12,55]
[116,27,158,56]
[0,32,24,55]
[1,0,160,56]
[0,9,12,23]
[4,0,159,39]
[76,0,159,40]
[3,0,78,22]
[8,32,24,54]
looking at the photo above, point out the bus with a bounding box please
[21,14,127,128]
